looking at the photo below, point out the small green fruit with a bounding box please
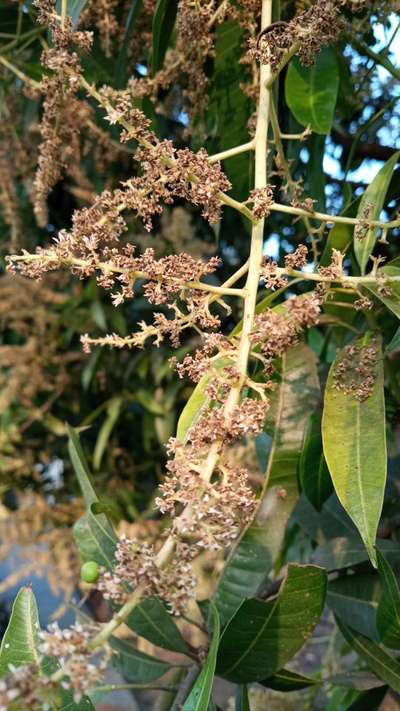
[81,561,100,584]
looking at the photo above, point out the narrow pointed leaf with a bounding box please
[285,47,339,134]
[235,685,250,711]
[337,618,400,693]
[300,412,333,511]
[215,344,319,625]
[216,564,327,683]
[182,603,220,711]
[151,0,178,74]
[386,326,400,354]
[111,637,171,682]
[67,424,99,507]
[261,668,319,691]
[322,335,387,566]
[376,550,400,649]
[354,151,400,273]
[0,587,41,676]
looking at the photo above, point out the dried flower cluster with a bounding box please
[32,0,93,225]
[249,0,348,71]
[98,535,197,614]
[333,340,379,401]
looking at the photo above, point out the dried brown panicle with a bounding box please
[284,244,308,269]
[319,249,344,280]
[97,535,197,614]
[250,185,275,219]
[249,0,347,71]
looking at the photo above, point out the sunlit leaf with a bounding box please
[354,151,400,274]
[0,587,40,676]
[322,335,386,566]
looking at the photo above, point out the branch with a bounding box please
[344,31,400,82]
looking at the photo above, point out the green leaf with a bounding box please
[365,266,400,319]
[115,0,143,87]
[0,588,94,709]
[322,335,387,566]
[328,574,381,641]
[111,637,171,683]
[127,597,190,655]
[151,0,178,74]
[300,412,333,511]
[216,564,327,683]
[285,47,339,134]
[182,603,220,711]
[215,344,319,625]
[337,618,400,694]
[261,668,319,692]
[386,326,400,355]
[354,151,400,274]
[235,685,250,711]
[312,537,400,571]
[346,687,388,711]
[73,502,117,568]
[93,397,122,470]
[67,424,99,507]
[376,550,400,649]
[177,358,232,442]
[0,586,40,676]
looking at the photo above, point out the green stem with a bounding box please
[345,31,400,82]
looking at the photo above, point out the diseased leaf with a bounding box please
[0,587,40,676]
[300,412,333,511]
[376,549,400,649]
[261,668,319,692]
[328,574,381,641]
[285,47,339,134]
[182,603,220,711]
[337,618,400,694]
[216,564,327,683]
[127,597,190,655]
[322,335,387,566]
[152,0,178,74]
[214,344,319,625]
[354,151,400,274]
[111,637,171,683]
